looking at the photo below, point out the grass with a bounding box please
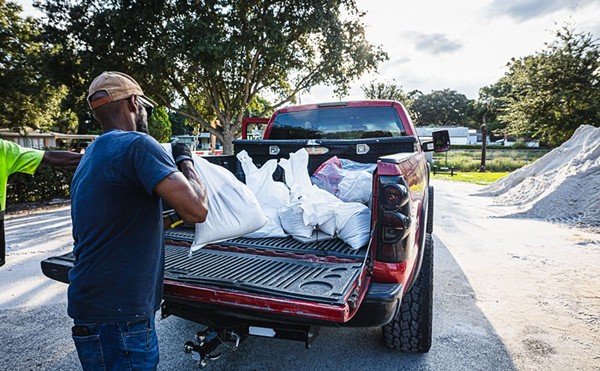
[433,148,549,172]
[432,171,509,185]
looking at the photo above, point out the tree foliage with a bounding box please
[411,89,471,126]
[362,80,410,102]
[38,0,387,154]
[0,0,67,131]
[498,26,600,146]
[468,79,512,136]
[361,80,418,123]
[148,106,172,143]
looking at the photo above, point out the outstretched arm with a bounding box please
[41,151,83,167]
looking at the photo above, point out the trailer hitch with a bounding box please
[183,328,240,368]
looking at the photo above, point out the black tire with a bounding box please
[426,186,434,234]
[382,233,433,352]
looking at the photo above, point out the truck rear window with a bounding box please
[268,106,406,139]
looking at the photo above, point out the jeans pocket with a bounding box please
[72,333,105,370]
[123,319,159,370]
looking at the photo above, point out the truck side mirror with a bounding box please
[422,130,451,152]
[432,130,450,152]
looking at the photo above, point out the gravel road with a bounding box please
[0,179,598,370]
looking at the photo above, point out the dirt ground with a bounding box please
[0,179,598,370]
[433,179,600,370]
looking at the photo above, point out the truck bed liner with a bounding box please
[40,243,365,306]
[165,227,365,259]
[165,245,363,305]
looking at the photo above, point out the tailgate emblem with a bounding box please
[305,146,329,155]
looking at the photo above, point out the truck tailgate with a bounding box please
[41,228,369,317]
[164,244,362,306]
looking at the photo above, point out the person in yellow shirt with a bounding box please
[0,138,82,266]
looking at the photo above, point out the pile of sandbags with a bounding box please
[237,149,373,250]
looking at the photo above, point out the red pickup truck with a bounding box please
[42,100,449,367]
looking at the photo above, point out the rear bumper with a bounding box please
[342,282,402,327]
[163,281,402,328]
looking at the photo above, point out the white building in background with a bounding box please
[0,128,97,150]
[415,126,487,145]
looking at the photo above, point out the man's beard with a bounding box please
[135,107,149,134]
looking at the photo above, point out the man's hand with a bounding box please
[171,143,193,169]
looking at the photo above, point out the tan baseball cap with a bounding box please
[87,71,157,110]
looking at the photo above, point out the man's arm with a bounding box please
[155,142,208,224]
[154,165,208,224]
[42,151,83,167]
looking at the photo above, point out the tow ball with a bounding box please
[184,328,240,368]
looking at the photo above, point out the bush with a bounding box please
[6,166,76,205]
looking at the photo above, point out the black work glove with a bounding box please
[171,142,193,170]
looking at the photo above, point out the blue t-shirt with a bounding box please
[68,130,177,322]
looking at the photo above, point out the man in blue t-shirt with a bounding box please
[69,71,208,371]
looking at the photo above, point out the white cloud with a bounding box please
[487,0,597,22]
[405,32,463,55]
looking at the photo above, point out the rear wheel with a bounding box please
[382,233,433,352]
[426,186,434,234]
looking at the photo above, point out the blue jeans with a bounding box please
[72,314,159,371]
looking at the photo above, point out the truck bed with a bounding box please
[164,227,366,305]
[41,227,368,306]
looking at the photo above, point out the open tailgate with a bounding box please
[41,227,371,322]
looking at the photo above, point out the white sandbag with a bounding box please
[289,148,312,192]
[279,201,315,239]
[299,185,342,236]
[244,207,287,238]
[335,203,372,250]
[191,155,267,249]
[337,168,374,203]
[236,150,289,238]
[170,152,268,250]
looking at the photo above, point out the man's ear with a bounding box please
[127,95,138,112]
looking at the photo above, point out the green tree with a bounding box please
[169,109,192,136]
[468,79,511,136]
[0,0,67,132]
[498,26,600,146]
[362,80,410,102]
[411,89,471,126]
[148,107,172,143]
[52,109,79,134]
[38,0,387,154]
[361,80,416,119]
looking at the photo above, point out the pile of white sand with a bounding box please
[477,125,600,231]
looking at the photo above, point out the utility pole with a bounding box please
[480,122,487,172]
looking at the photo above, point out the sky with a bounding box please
[16,0,600,103]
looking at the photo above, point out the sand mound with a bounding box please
[477,125,600,230]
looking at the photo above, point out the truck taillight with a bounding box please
[377,176,412,262]
[382,211,411,244]
[382,184,409,210]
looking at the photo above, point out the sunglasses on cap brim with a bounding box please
[136,96,154,118]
